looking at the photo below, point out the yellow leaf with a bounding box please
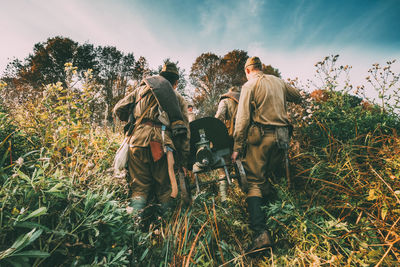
[381,207,388,220]
[12,207,20,215]
[367,189,377,201]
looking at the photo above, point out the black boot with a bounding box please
[246,197,273,253]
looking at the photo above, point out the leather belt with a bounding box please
[254,122,278,130]
[141,119,165,129]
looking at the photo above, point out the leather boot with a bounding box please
[128,196,146,226]
[159,198,176,217]
[129,196,146,214]
[246,197,273,252]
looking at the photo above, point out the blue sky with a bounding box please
[1,0,399,92]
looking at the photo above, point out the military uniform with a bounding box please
[233,56,301,251]
[114,64,190,213]
[215,86,240,202]
[234,71,300,197]
[215,86,240,136]
[187,106,196,122]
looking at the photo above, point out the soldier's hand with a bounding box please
[231,151,240,162]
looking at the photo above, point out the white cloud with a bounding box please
[0,0,182,73]
[1,0,399,104]
[248,42,400,101]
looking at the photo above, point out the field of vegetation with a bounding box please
[1,41,399,266]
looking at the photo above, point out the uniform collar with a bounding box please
[248,71,263,81]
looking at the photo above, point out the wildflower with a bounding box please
[126,206,133,214]
[87,162,95,169]
[15,157,24,166]
[12,207,20,215]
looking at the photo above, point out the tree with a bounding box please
[262,64,281,77]
[189,52,225,116]
[189,50,282,117]
[132,56,151,83]
[95,46,139,123]
[2,37,95,99]
[220,49,249,87]
[73,43,98,76]
[23,36,78,87]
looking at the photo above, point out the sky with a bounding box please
[1,0,399,96]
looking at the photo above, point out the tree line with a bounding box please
[1,36,281,121]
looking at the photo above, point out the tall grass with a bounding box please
[1,58,400,266]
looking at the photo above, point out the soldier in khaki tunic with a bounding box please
[231,57,301,251]
[187,104,196,122]
[215,86,240,202]
[113,63,190,221]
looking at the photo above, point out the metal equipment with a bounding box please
[180,117,248,196]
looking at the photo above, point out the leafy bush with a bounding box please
[0,100,38,179]
[0,159,137,266]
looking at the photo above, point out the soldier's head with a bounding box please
[160,62,179,89]
[244,56,262,79]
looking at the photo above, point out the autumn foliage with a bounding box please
[0,45,400,266]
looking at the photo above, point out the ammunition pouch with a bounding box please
[275,126,290,150]
[248,123,291,149]
[247,124,262,145]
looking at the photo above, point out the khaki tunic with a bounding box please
[215,98,238,136]
[188,111,196,122]
[113,80,190,203]
[234,72,301,152]
[215,98,237,122]
[233,72,301,197]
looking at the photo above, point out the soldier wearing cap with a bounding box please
[114,62,190,226]
[187,104,196,122]
[231,56,301,251]
[215,86,240,202]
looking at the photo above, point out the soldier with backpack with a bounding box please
[113,62,190,227]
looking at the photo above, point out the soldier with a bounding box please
[187,104,196,122]
[113,62,190,225]
[215,86,240,202]
[231,57,301,251]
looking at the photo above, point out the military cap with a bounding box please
[245,56,262,69]
[161,62,179,77]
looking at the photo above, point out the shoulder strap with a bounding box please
[229,103,239,136]
[126,97,157,137]
[250,75,264,124]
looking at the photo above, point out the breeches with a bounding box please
[127,146,171,204]
[243,130,284,198]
